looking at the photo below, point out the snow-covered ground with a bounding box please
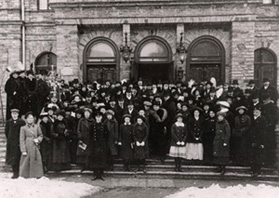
[166,184,279,198]
[0,173,100,198]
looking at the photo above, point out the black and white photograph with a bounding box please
[0,0,279,197]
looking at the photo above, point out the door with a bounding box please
[87,66,116,83]
[138,63,170,83]
[190,64,221,83]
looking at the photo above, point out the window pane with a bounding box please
[140,42,168,57]
[191,41,220,57]
[88,43,115,58]
[254,49,275,63]
[39,0,48,10]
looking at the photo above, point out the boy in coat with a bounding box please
[5,108,25,178]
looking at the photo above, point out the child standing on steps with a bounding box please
[169,113,187,172]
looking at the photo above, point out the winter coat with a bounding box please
[76,117,94,158]
[233,114,251,138]
[187,116,205,143]
[133,123,149,159]
[19,124,44,178]
[213,119,231,157]
[5,118,25,165]
[90,122,108,169]
[52,120,71,164]
[118,124,134,161]
[5,76,21,120]
[249,115,267,165]
[104,118,119,156]
[170,122,187,147]
[39,121,52,166]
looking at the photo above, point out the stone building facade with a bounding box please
[1,0,279,88]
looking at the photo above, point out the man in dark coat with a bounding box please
[90,112,108,180]
[249,105,267,177]
[17,70,28,116]
[37,71,51,114]
[5,108,25,178]
[25,70,39,117]
[5,71,21,120]
[260,93,278,167]
[259,78,278,104]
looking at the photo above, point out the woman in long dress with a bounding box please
[19,112,44,178]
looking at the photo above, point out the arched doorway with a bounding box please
[254,48,277,88]
[134,36,173,83]
[83,37,120,83]
[187,36,225,84]
[35,52,57,74]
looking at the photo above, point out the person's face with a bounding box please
[253,109,261,117]
[12,73,18,79]
[206,84,211,89]
[238,109,244,115]
[74,96,81,102]
[48,110,54,116]
[177,117,183,122]
[139,110,145,116]
[182,106,188,112]
[209,111,215,118]
[107,114,112,120]
[264,81,270,87]
[26,115,34,124]
[227,98,233,105]
[252,98,259,103]
[203,105,209,111]
[163,84,169,90]
[194,110,200,117]
[57,115,64,121]
[126,92,132,98]
[63,101,69,107]
[144,105,150,110]
[86,97,91,103]
[217,114,224,121]
[11,112,19,120]
[100,108,106,114]
[109,101,116,108]
[138,81,143,86]
[118,101,124,106]
[95,116,102,123]
[76,113,82,119]
[51,97,58,103]
[152,85,157,89]
[124,117,130,123]
[82,87,86,92]
[42,117,48,123]
[177,103,182,109]
[137,118,143,125]
[210,92,215,97]
[128,105,133,110]
[28,74,34,79]
[188,100,193,105]
[84,111,90,118]
[153,105,159,111]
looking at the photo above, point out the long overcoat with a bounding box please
[187,116,205,143]
[39,121,52,168]
[89,122,108,169]
[52,120,71,164]
[133,123,149,159]
[5,118,25,165]
[5,76,21,120]
[19,124,44,178]
[76,117,94,165]
[213,119,231,157]
[249,115,267,166]
[104,118,119,156]
[118,124,134,161]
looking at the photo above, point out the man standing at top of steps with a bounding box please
[5,108,25,179]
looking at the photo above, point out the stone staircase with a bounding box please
[0,126,278,181]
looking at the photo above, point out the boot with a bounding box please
[11,165,19,179]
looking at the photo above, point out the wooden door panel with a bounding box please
[205,65,221,81]
[87,67,102,83]
[103,67,116,82]
[190,66,203,83]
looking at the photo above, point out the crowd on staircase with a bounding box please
[4,69,279,180]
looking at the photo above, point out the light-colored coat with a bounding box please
[19,124,44,178]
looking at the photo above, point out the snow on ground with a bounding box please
[166,184,279,198]
[0,173,100,198]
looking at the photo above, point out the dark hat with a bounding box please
[83,107,93,114]
[248,80,256,85]
[153,101,161,106]
[26,70,34,76]
[235,105,248,111]
[123,114,131,119]
[56,110,65,117]
[181,103,188,108]
[127,100,134,106]
[206,81,213,86]
[106,109,115,116]
[232,79,239,85]
[192,106,204,114]
[135,115,145,123]
[72,78,79,84]
[254,104,262,111]
[209,87,216,93]
[263,78,270,83]
[94,111,102,117]
[175,113,184,120]
[75,108,83,115]
[46,105,57,112]
[25,111,34,119]
[39,112,48,119]
[10,108,20,113]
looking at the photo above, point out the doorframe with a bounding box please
[186,36,226,83]
[82,37,120,83]
[134,36,173,81]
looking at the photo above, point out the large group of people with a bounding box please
[4,69,279,180]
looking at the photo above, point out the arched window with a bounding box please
[136,40,171,63]
[254,48,277,87]
[187,36,225,84]
[83,37,119,83]
[35,52,57,74]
